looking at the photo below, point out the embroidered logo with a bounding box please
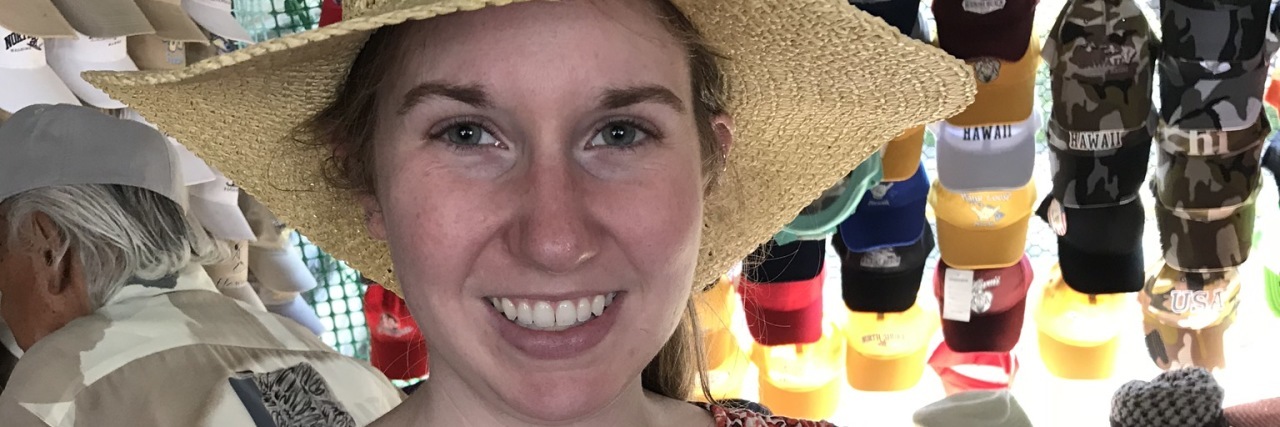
[1068,130,1125,151]
[869,182,894,200]
[962,124,1013,141]
[973,58,1001,83]
[862,332,906,347]
[1167,289,1226,314]
[860,247,902,269]
[963,0,1006,13]
[165,40,185,66]
[3,33,40,52]
[971,276,1001,313]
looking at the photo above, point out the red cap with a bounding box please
[932,255,1032,352]
[932,0,1037,61]
[319,0,343,27]
[738,265,826,346]
[364,283,429,380]
[928,341,1019,396]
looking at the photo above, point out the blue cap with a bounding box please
[774,151,883,245]
[838,162,929,251]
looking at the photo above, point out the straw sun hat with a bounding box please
[85,0,975,295]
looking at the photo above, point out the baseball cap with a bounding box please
[319,0,343,27]
[182,0,253,42]
[50,0,155,38]
[364,282,429,380]
[932,0,1036,62]
[945,36,1041,127]
[1035,195,1145,294]
[127,35,187,70]
[190,168,257,241]
[248,229,318,294]
[932,255,1032,353]
[1154,115,1269,210]
[1046,115,1154,208]
[1112,368,1229,427]
[837,225,934,313]
[0,25,81,113]
[1036,263,1126,379]
[1043,0,1155,132]
[121,108,217,187]
[0,0,76,38]
[751,321,845,421]
[849,0,921,37]
[1140,262,1240,371]
[774,151,882,245]
[838,162,929,251]
[927,341,1019,396]
[1152,182,1259,272]
[1268,66,1280,111]
[739,263,826,346]
[929,180,1037,270]
[913,390,1033,427]
[0,104,185,208]
[933,107,1039,192]
[134,0,208,43]
[881,125,925,182]
[844,302,937,392]
[46,33,139,108]
[1161,0,1271,62]
[1158,42,1276,131]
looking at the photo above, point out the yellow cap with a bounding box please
[929,180,1037,269]
[881,125,926,182]
[946,36,1041,126]
[843,303,937,391]
[691,328,750,402]
[752,321,846,421]
[1035,264,1125,379]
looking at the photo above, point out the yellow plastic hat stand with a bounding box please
[752,320,846,421]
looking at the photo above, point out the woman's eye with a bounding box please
[589,122,650,148]
[442,123,499,147]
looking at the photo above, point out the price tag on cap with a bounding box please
[943,268,974,322]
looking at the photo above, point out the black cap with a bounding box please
[1037,195,1145,294]
[835,225,934,313]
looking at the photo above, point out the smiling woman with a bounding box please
[83,0,975,425]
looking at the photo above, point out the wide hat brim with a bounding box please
[85,0,974,296]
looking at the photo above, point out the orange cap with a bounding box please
[881,125,926,182]
[946,36,1041,126]
[752,321,846,421]
[844,303,937,391]
[1035,264,1125,380]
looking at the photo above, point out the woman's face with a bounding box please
[366,0,712,421]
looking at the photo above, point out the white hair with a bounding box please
[2,184,229,309]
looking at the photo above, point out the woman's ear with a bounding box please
[358,194,388,240]
[711,114,734,166]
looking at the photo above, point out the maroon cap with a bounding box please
[933,255,1033,352]
[933,0,1038,61]
[739,265,826,346]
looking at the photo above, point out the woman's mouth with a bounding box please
[488,293,617,332]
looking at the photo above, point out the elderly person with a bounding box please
[88,0,975,425]
[0,104,403,426]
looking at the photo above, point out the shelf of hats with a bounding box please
[3,0,1280,425]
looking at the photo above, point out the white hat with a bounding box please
[190,167,257,241]
[0,302,23,357]
[135,0,209,43]
[121,108,217,187]
[49,0,155,38]
[914,390,1033,427]
[0,0,76,39]
[256,286,325,335]
[46,33,139,109]
[181,0,252,42]
[249,243,318,294]
[0,25,81,113]
[0,104,185,209]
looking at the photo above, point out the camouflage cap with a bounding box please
[1140,262,1240,371]
[1152,182,1259,272]
[1154,115,1269,210]
[1161,0,1271,62]
[933,0,1037,61]
[1158,35,1277,131]
[1046,114,1154,208]
[1044,0,1156,132]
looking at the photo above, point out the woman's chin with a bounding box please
[492,371,633,424]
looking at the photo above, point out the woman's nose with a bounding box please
[507,158,601,274]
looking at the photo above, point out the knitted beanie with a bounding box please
[1110,368,1228,427]
[1224,397,1280,427]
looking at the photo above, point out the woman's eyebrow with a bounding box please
[397,81,492,115]
[599,85,686,113]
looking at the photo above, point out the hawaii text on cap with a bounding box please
[933,107,1039,193]
[1046,114,1153,208]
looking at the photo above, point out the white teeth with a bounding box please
[555,301,577,327]
[501,298,517,321]
[576,298,591,322]
[591,295,605,316]
[533,301,556,328]
[492,293,618,331]
[517,301,534,325]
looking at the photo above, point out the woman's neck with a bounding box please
[378,364,712,427]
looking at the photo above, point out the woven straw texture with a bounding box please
[84,0,975,295]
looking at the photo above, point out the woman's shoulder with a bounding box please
[694,401,839,427]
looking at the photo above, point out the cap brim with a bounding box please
[1058,238,1144,294]
[248,245,319,294]
[50,0,156,38]
[936,125,1037,192]
[136,0,209,43]
[190,195,257,241]
[182,0,253,42]
[0,0,77,38]
[48,58,138,108]
[0,66,81,112]
[941,297,1027,353]
[935,216,1030,269]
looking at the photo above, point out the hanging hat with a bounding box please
[134,0,209,43]
[913,390,1033,427]
[181,0,253,42]
[82,0,976,295]
[0,0,77,38]
[1140,262,1240,371]
[46,33,139,109]
[1225,397,1280,427]
[0,24,82,113]
[49,0,156,38]
[1111,367,1229,427]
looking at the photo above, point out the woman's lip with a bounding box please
[484,290,622,300]
[489,292,622,360]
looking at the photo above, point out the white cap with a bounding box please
[913,390,1033,427]
[122,108,217,186]
[0,25,81,113]
[181,0,252,42]
[257,288,326,335]
[0,104,186,210]
[0,303,23,357]
[46,32,139,108]
[249,243,319,294]
[190,167,257,241]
